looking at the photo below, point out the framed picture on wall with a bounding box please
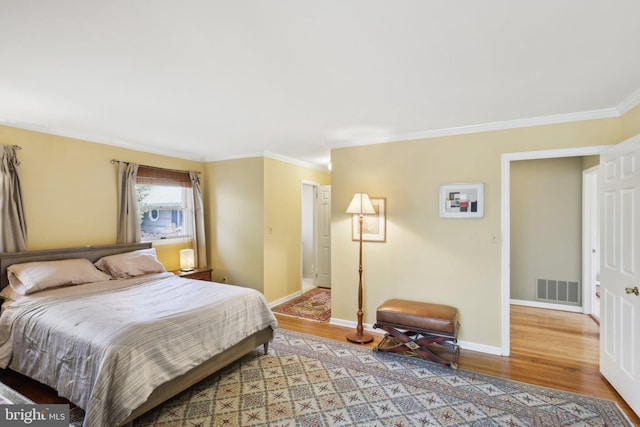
[352,197,386,242]
[440,183,484,218]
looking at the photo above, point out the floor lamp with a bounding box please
[346,192,376,344]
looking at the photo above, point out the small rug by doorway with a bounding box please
[69,329,632,426]
[271,287,331,322]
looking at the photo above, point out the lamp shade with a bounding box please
[180,249,195,271]
[346,193,376,215]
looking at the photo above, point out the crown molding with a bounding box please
[616,87,640,115]
[5,86,639,168]
[203,150,328,172]
[328,107,621,149]
[0,120,207,162]
[263,151,328,172]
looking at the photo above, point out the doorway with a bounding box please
[301,183,316,292]
[500,145,609,355]
[301,183,332,292]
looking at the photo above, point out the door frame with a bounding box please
[500,145,610,356]
[582,165,600,318]
[300,181,319,291]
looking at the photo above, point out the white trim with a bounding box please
[617,87,640,115]
[269,290,303,308]
[202,150,329,172]
[5,89,638,171]
[457,340,502,356]
[329,317,360,329]
[264,151,329,172]
[501,145,610,356]
[510,299,583,313]
[300,180,321,293]
[328,109,620,149]
[145,236,192,246]
[0,121,208,162]
[503,145,609,161]
[329,318,502,356]
[582,166,600,317]
[500,157,511,356]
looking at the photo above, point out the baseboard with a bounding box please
[329,318,503,356]
[269,291,303,308]
[456,340,502,356]
[302,283,316,293]
[510,299,583,313]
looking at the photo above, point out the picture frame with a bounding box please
[352,197,386,242]
[439,182,484,218]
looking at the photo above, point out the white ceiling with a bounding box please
[1,1,639,169]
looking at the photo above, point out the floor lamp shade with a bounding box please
[346,192,375,344]
[346,193,376,215]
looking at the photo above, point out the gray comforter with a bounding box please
[0,272,278,426]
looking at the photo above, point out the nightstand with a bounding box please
[172,266,213,282]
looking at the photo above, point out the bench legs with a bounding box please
[373,322,460,369]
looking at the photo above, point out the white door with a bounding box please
[599,133,640,417]
[316,185,331,288]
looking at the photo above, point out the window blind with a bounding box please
[136,166,192,187]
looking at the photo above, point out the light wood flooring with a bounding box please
[1,304,638,424]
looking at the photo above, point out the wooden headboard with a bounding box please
[0,242,152,289]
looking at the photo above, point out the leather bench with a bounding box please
[373,299,460,368]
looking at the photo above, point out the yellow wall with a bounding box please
[0,125,203,270]
[204,156,331,298]
[0,123,331,300]
[4,99,640,352]
[205,158,265,291]
[330,118,621,349]
[263,158,331,302]
[622,104,640,140]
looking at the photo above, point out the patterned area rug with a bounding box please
[271,288,331,322]
[70,329,632,426]
[0,381,33,405]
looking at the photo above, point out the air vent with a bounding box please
[536,279,581,305]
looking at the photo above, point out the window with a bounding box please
[135,166,193,242]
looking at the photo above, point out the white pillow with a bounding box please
[7,258,112,295]
[94,248,166,279]
[0,285,21,302]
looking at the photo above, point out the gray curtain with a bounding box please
[116,162,141,244]
[190,171,207,267]
[0,145,27,252]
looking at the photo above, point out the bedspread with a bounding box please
[0,272,278,426]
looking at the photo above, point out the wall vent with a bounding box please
[536,279,581,305]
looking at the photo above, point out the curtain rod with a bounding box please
[110,159,201,175]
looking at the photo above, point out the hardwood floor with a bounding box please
[2,304,638,424]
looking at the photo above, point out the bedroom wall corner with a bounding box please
[205,157,265,292]
[0,124,204,269]
[263,158,330,303]
[621,103,640,140]
[330,117,620,351]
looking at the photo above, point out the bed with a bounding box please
[0,242,277,426]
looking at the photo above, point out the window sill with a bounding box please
[143,236,192,246]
